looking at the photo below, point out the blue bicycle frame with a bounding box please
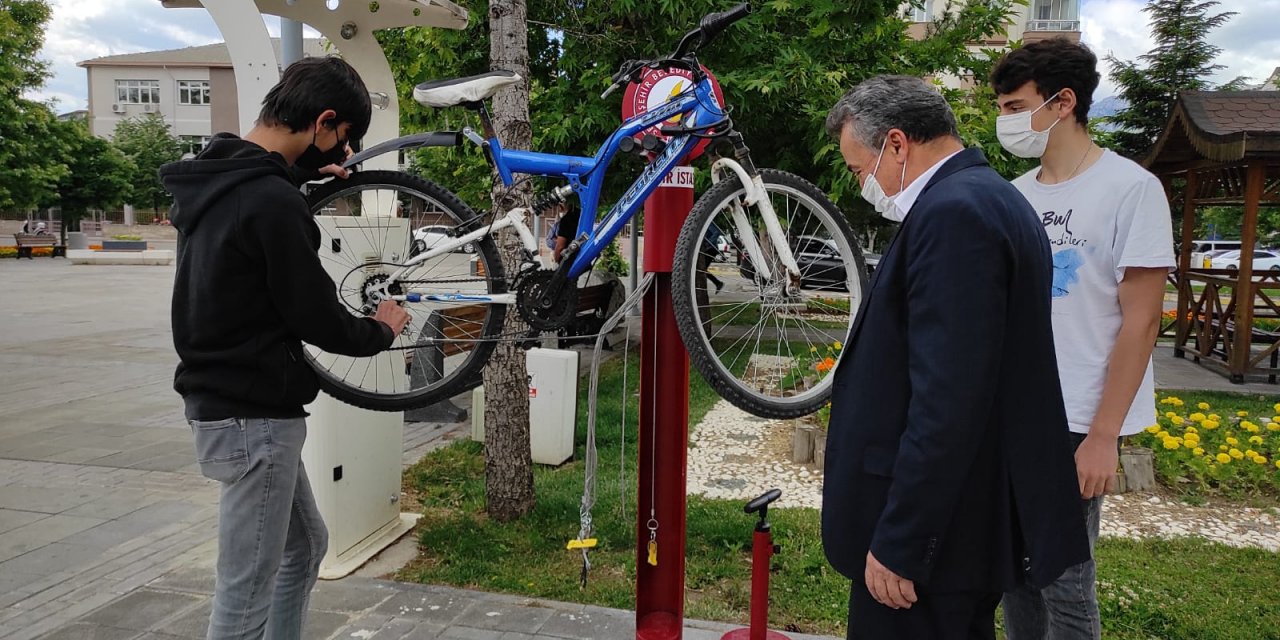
[484,76,727,280]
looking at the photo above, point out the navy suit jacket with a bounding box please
[821,148,1090,593]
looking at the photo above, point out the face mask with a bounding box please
[295,125,349,171]
[860,137,908,222]
[996,91,1063,158]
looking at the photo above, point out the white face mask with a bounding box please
[861,137,908,222]
[996,91,1063,158]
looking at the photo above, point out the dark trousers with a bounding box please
[848,580,1001,640]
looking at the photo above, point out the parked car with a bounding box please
[1190,239,1246,267]
[1210,249,1280,271]
[411,224,475,256]
[736,235,852,290]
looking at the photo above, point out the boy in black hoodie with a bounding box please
[161,56,409,640]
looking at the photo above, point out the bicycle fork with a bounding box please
[710,134,802,291]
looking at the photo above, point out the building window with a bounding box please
[115,80,160,105]
[910,1,930,22]
[179,135,213,157]
[1028,0,1080,30]
[178,80,210,106]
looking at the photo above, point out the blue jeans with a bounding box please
[1001,432,1102,640]
[189,417,328,640]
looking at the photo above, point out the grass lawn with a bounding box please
[398,355,1280,638]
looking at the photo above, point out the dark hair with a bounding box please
[824,75,959,148]
[989,38,1100,125]
[259,56,372,143]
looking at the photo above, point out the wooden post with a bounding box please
[1119,447,1156,492]
[1231,162,1266,382]
[1175,171,1198,355]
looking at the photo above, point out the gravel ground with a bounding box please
[689,399,1280,551]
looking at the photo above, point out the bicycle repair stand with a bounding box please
[635,161,694,640]
[722,490,791,640]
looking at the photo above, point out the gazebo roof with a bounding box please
[1144,91,1280,173]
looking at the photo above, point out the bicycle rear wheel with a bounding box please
[305,170,506,412]
[671,169,866,419]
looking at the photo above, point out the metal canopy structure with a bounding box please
[159,0,468,164]
[1145,90,1280,382]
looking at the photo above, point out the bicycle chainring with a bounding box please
[515,270,577,331]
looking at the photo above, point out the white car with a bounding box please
[1210,249,1280,271]
[411,224,475,256]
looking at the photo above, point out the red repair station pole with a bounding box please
[635,162,694,640]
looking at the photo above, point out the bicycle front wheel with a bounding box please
[671,169,866,419]
[305,170,506,412]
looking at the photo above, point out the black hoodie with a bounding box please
[161,133,393,420]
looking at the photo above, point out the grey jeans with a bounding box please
[189,417,328,640]
[1001,432,1102,640]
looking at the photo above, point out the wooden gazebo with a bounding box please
[1145,91,1280,382]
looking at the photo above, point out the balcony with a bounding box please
[1027,19,1081,31]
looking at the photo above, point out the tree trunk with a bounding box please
[483,0,535,522]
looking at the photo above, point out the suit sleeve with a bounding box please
[242,190,395,357]
[868,199,1010,584]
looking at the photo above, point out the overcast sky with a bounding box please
[26,0,1280,111]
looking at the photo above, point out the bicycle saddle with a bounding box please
[413,70,522,108]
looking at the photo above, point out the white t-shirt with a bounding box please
[1013,150,1176,436]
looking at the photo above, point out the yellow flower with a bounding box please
[1274,402,1280,413]
[1250,435,1264,445]
[1146,425,1161,434]
[1193,446,1205,456]
[1202,420,1219,430]
[1230,448,1245,460]
[1198,402,1211,410]
[1274,416,1280,423]
[1246,449,1258,458]
[1184,435,1200,446]
[1246,424,1261,434]
[1220,445,1229,451]
[1185,426,1198,434]
[1170,416,1185,426]
[1157,430,1171,439]
[1190,412,1206,422]
[834,341,843,350]
[1268,423,1280,432]
[809,346,818,353]
[1209,413,1221,422]
[1254,456,1268,465]
[1275,459,1280,470]
[1165,411,1178,419]
[1163,439,1180,450]
[1217,453,1232,463]
[1175,399,1185,406]
[1238,411,1250,417]
[1226,437,1239,446]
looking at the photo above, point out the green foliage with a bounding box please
[1105,0,1236,158]
[379,0,1025,252]
[1196,206,1280,245]
[112,114,182,214]
[51,120,134,221]
[595,239,628,277]
[0,0,68,212]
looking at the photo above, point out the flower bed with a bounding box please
[1131,394,1280,497]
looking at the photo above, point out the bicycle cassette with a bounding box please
[515,270,578,331]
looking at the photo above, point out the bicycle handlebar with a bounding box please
[600,3,751,98]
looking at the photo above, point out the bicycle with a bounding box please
[304,3,868,419]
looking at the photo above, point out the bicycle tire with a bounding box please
[305,170,506,412]
[671,168,866,419]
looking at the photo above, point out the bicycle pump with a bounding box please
[722,489,790,640]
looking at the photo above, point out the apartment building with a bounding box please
[78,39,325,155]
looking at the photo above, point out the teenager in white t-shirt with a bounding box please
[989,39,1175,640]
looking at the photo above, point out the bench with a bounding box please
[1201,317,1279,383]
[557,281,621,348]
[12,234,65,259]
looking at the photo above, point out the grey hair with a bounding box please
[824,75,959,149]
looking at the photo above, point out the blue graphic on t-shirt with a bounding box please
[1052,248,1084,298]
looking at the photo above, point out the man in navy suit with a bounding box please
[820,75,1089,639]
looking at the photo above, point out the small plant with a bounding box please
[1132,394,1280,497]
[596,240,629,277]
[111,234,143,241]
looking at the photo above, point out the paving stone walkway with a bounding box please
[0,261,838,640]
